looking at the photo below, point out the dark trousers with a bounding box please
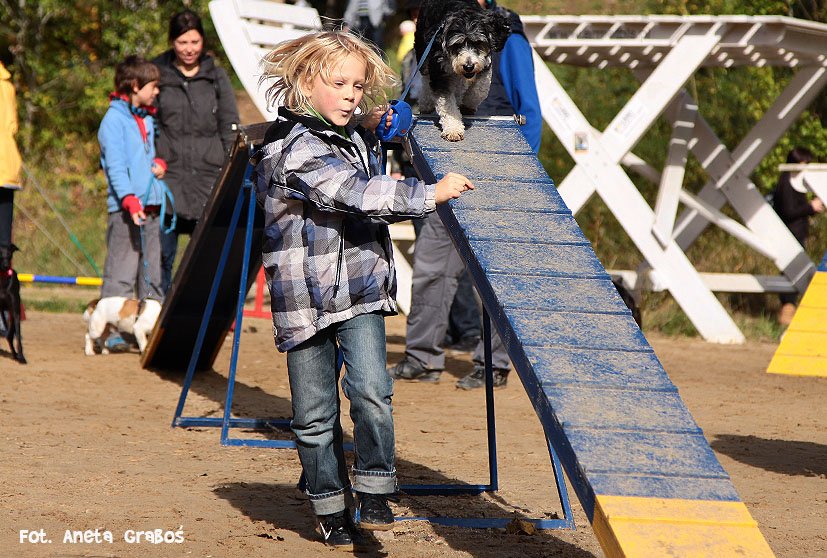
[411,215,480,343]
[0,188,14,250]
[352,15,385,51]
[446,269,481,343]
[780,231,807,306]
[160,215,197,294]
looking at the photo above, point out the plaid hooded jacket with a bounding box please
[255,108,436,351]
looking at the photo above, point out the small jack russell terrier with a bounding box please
[83,297,161,355]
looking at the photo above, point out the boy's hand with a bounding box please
[151,163,165,179]
[122,195,146,226]
[434,173,474,204]
[364,105,393,133]
[131,210,147,226]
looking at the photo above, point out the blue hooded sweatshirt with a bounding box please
[98,98,164,213]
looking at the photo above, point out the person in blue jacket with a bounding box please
[98,56,167,312]
[389,0,541,389]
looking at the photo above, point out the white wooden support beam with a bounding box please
[672,66,827,252]
[677,190,777,260]
[531,48,744,343]
[599,34,720,160]
[652,100,697,247]
[780,163,827,203]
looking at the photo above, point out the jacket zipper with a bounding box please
[333,222,345,297]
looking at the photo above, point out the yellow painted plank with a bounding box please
[773,331,827,358]
[767,354,827,377]
[799,279,827,308]
[783,306,827,331]
[593,495,775,558]
[808,271,827,286]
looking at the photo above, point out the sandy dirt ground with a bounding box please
[1,309,826,558]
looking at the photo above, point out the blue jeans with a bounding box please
[286,312,397,516]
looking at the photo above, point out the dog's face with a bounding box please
[440,9,511,79]
[0,243,18,272]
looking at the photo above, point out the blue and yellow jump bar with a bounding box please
[768,251,827,377]
[18,273,102,287]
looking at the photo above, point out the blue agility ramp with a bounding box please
[408,116,775,557]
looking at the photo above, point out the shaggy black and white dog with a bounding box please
[415,0,511,141]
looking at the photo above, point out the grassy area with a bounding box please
[20,284,98,314]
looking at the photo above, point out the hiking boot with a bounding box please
[778,303,796,326]
[356,492,395,531]
[446,334,480,353]
[456,367,509,390]
[104,334,130,353]
[317,510,372,550]
[387,357,442,382]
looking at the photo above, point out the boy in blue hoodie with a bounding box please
[98,55,167,314]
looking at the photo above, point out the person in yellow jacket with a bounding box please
[0,60,22,251]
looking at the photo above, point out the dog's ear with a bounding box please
[485,10,512,52]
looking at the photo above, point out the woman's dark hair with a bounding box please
[168,9,206,43]
[787,146,814,165]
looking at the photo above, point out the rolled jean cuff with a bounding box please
[352,468,397,494]
[307,486,349,516]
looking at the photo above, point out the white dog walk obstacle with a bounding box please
[522,15,827,343]
[211,3,827,339]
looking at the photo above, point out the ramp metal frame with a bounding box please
[169,135,574,530]
[523,15,827,343]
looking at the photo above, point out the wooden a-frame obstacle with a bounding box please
[522,15,827,343]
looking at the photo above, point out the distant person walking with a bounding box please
[773,146,824,325]
[344,0,395,51]
[0,60,22,253]
[153,9,240,294]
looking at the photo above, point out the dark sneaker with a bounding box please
[318,511,353,549]
[447,335,480,353]
[456,367,509,390]
[356,492,395,531]
[104,334,130,353]
[387,357,442,382]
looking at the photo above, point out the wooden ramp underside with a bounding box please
[409,116,775,557]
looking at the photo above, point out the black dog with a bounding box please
[415,0,511,141]
[0,243,26,364]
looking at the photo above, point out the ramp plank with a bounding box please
[409,116,774,556]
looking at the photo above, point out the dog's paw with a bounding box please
[101,347,110,355]
[16,354,26,364]
[441,130,465,142]
[84,348,95,356]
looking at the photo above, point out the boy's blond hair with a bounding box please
[260,31,397,116]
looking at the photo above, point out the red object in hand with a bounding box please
[121,195,144,216]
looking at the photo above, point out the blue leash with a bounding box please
[137,176,177,296]
[376,22,445,142]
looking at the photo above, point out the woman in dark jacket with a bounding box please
[153,9,240,293]
[773,146,824,324]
